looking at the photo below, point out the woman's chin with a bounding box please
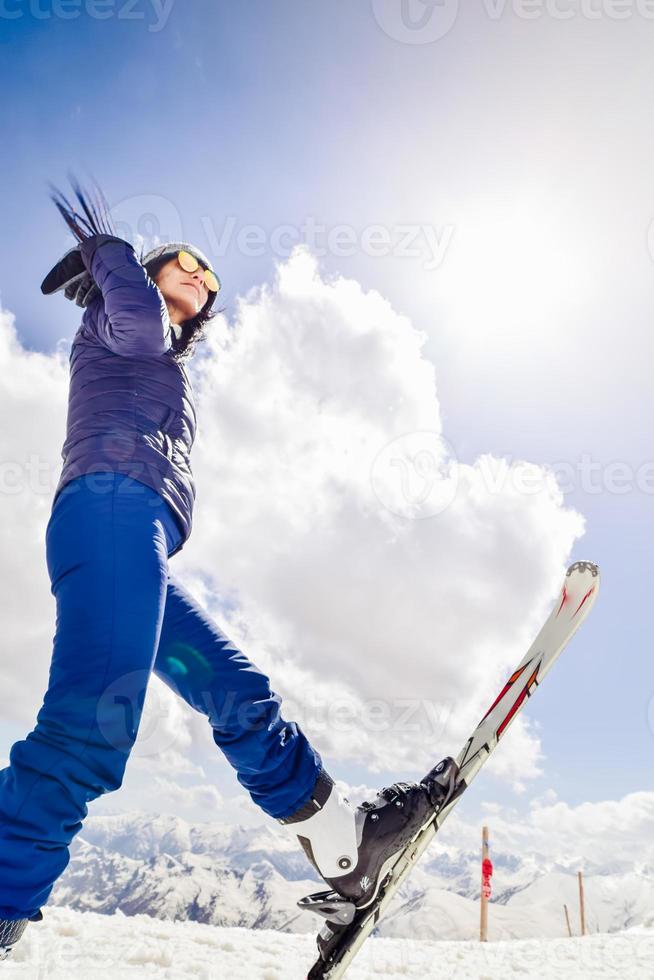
[177,303,199,321]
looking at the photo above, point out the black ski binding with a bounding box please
[297,891,357,926]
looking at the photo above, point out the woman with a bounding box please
[0,177,456,963]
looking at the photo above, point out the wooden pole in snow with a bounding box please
[578,871,586,937]
[480,826,489,942]
[564,904,572,937]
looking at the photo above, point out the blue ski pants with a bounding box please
[0,472,322,920]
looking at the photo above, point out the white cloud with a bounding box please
[433,790,654,875]
[176,246,585,783]
[0,306,69,722]
[150,776,224,814]
[522,793,654,870]
[0,250,586,818]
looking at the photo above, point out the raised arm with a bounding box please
[79,234,173,357]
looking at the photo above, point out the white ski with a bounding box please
[305,559,601,979]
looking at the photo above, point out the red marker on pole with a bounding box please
[480,827,493,941]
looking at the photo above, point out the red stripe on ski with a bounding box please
[556,584,568,617]
[496,664,540,739]
[479,663,531,723]
[573,586,595,618]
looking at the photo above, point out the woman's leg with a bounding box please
[0,472,181,921]
[153,575,323,820]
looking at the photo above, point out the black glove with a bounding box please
[40,245,100,308]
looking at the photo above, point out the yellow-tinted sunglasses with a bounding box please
[177,250,221,294]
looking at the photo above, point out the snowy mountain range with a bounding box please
[48,811,654,942]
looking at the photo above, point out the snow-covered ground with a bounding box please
[4,907,654,980]
[380,870,654,941]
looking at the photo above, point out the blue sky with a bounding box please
[1,2,653,838]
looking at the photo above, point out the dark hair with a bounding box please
[48,171,221,363]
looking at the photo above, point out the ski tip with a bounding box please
[567,560,600,579]
[560,560,600,618]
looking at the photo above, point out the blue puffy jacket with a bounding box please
[52,234,197,555]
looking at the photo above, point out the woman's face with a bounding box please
[154,256,209,325]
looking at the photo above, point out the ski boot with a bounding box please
[279,757,458,924]
[0,909,43,960]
